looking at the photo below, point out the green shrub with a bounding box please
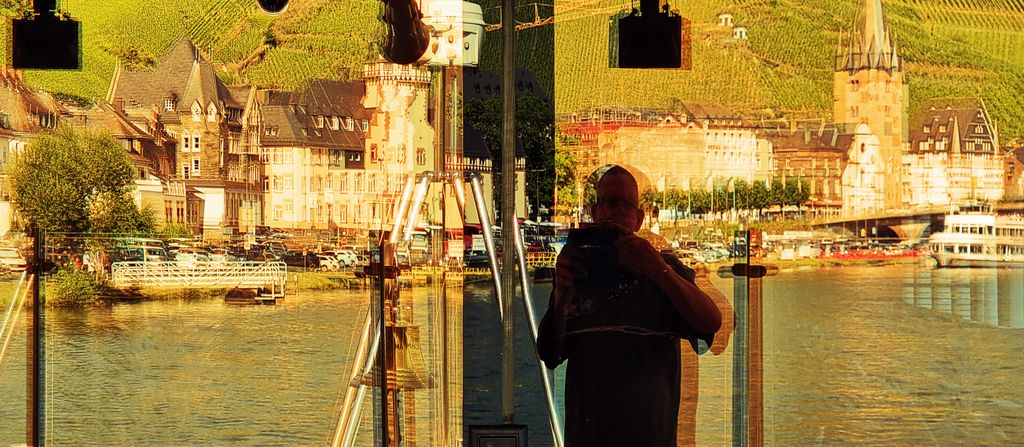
[294,272,341,290]
[45,269,99,308]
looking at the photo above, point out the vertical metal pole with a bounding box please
[748,274,764,447]
[732,264,748,447]
[28,226,42,446]
[377,239,388,447]
[500,0,518,425]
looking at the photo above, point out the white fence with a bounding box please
[110,261,287,295]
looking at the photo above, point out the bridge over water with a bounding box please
[808,206,949,241]
[808,202,1024,241]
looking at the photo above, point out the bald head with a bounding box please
[598,166,638,197]
[594,166,643,232]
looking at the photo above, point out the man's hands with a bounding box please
[616,234,671,280]
[553,243,586,311]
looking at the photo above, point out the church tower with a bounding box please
[834,0,907,210]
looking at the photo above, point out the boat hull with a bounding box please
[931,253,1024,268]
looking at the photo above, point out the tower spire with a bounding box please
[840,0,900,72]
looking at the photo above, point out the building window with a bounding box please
[346,117,354,131]
[284,175,293,190]
[182,132,191,152]
[274,206,283,220]
[355,173,363,192]
[939,125,947,133]
[370,144,378,162]
[975,125,984,133]
[193,134,201,152]
[182,165,190,179]
[923,125,930,133]
[207,104,216,122]
[192,158,201,177]
[316,116,325,128]
[326,175,333,192]
[368,174,376,192]
[331,116,340,130]
[263,176,270,192]
[361,119,368,132]
[340,206,348,223]
[341,174,349,191]
[165,99,174,111]
[191,103,201,121]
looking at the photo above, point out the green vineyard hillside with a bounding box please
[482,0,1024,141]
[2,0,1022,141]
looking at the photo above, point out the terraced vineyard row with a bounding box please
[215,15,275,63]
[243,47,339,90]
[184,0,252,53]
[3,0,1022,140]
[904,0,1024,30]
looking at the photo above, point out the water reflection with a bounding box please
[5,264,1024,445]
[903,268,1024,328]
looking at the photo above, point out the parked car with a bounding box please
[208,248,237,263]
[336,250,358,267]
[0,248,27,272]
[244,248,280,262]
[317,255,341,272]
[280,251,320,270]
[323,250,358,267]
[464,251,490,269]
[175,247,210,267]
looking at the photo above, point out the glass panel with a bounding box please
[11,0,478,442]
[0,268,30,445]
[37,233,376,445]
[552,0,1024,443]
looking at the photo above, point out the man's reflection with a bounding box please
[537,166,724,446]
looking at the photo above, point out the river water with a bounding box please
[0,264,1022,446]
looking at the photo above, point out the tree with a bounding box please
[464,95,555,218]
[91,199,156,235]
[9,127,151,234]
[750,180,770,215]
[554,134,580,220]
[769,178,786,209]
[733,179,750,211]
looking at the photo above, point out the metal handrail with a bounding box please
[110,261,287,289]
[0,272,30,370]
[512,218,565,447]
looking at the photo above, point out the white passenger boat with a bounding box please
[929,208,1024,267]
